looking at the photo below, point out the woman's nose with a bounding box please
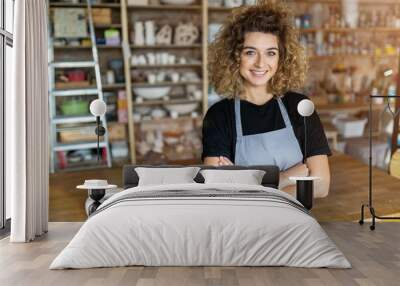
[254,54,266,67]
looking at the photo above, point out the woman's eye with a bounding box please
[245,51,255,56]
[267,51,277,56]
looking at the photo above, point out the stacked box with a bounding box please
[92,8,112,25]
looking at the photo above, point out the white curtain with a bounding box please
[7,0,49,242]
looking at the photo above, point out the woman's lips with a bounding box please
[250,70,267,77]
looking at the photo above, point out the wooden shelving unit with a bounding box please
[122,0,207,163]
[48,0,126,171]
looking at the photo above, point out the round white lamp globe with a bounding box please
[90,99,107,117]
[297,99,315,117]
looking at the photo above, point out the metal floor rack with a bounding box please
[359,93,400,230]
[48,0,112,172]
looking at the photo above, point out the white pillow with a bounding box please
[200,169,266,185]
[135,167,200,186]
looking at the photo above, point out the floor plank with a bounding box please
[1,222,400,286]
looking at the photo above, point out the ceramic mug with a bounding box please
[171,72,180,83]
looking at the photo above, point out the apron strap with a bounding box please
[276,97,292,128]
[234,97,243,138]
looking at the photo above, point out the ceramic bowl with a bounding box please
[165,102,199,115]
[160,0,195,5]
[133,86,171,100]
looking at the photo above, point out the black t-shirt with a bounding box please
[202,91,331,162]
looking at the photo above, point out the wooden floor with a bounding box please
[49,152,400,222]
[1,222,399,286]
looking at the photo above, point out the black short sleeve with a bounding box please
[201,99,234,161]
[282,92,332,158]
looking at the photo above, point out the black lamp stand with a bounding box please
[294,115,314,210]
[95,116,106,162]
[303,116,307,164]
[359,94,400,230]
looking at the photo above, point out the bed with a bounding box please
[50,165,350,269]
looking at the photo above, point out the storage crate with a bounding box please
[55,81,90,90]
[128,0,149,5]
[108,122,127,142]
[60,100,89,116]
[333,117,368,138]
[53,8,87,38]
[92,8,112,25]
[111,141,129,158]
[59,126,97,143]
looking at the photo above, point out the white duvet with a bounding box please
[50,183,351,269]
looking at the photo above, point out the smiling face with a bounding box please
[239,32,280,91]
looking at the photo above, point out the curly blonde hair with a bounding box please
[208,0,308,98]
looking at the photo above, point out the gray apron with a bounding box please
[234,97,303,171]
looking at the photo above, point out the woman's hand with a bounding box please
[203,156,233,166]
[218,156,233,166]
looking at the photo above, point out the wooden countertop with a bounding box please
[313,152,400,221]
[49,152,400,222]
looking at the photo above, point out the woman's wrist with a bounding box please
[278,171,289,189]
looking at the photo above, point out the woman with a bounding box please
[202,0,331,198]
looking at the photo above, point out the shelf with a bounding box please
[316,102,385,113]
[55,163,109,173]
[49,2,121,8]
[94,24,122,29]
[53,141,107,152]
[208,6,232,12]
[132,81,202,87]
[207,25,400,33]
[51,88,98,97]
[103,83,125,90]
[53,83,124,91]
[135,115,201,125]
[286,0,400,4]
[54,45,122,49]
[131,44,202,49]
[309,54,398,60]
[300,27,400,33]
[300,28,318,33]
[131,63,202,69]
[133,98,201,107]
[53,115,96,124]
[128,4,201,11]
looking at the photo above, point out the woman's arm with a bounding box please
[305,154,330,198]
[205,154,330,198]
[203,157,220,166]
[279,155,330,198]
